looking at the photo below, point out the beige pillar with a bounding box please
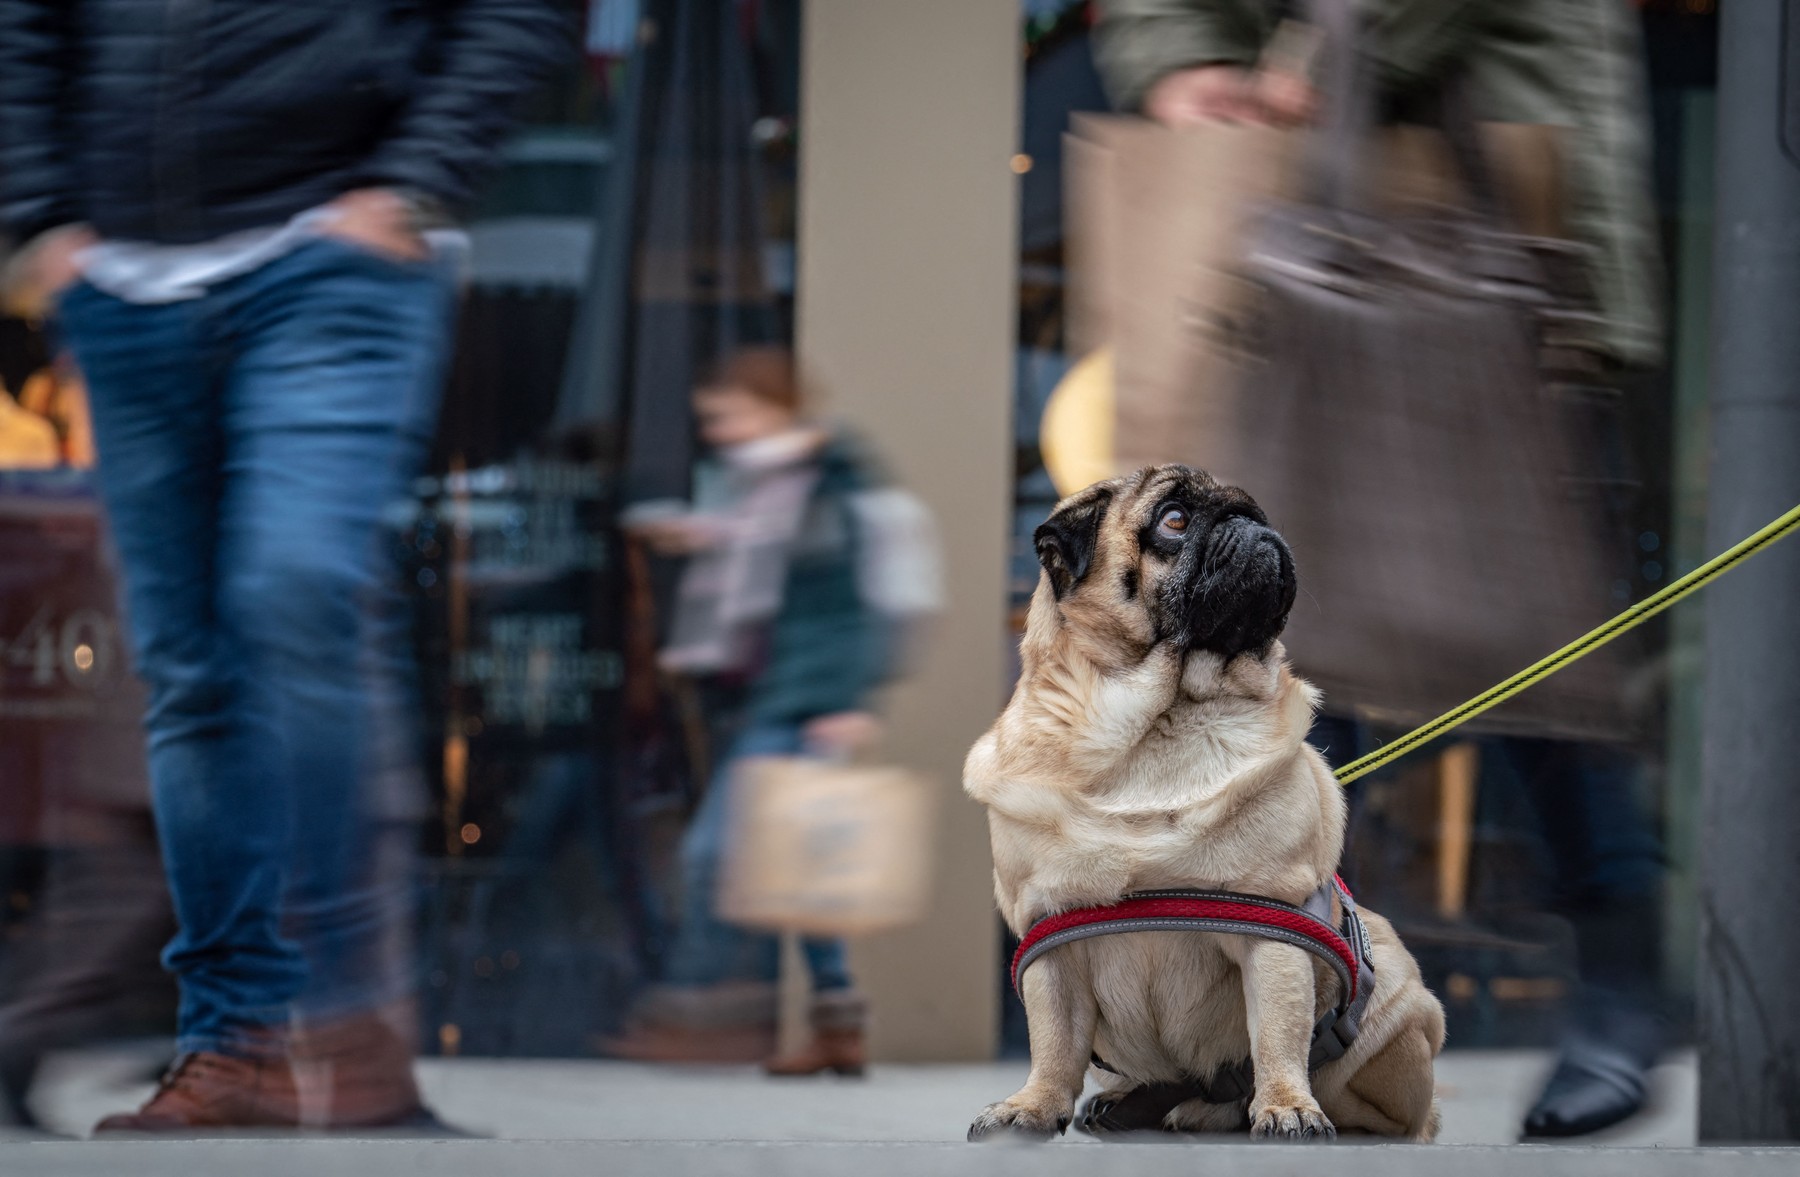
[794,0,1019,1061]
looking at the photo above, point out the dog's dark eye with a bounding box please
[1157,507,1189,539]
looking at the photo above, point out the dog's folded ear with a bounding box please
[1034,487,1112,598]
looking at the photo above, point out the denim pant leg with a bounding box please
[661,726,794,988]
[58,242,454,1053]
[1499,737,1663,910]
[662,722,857,993]
[1498,737,1665,1046]
[215,240,455,1026]
[746,729,857,994]
[800,936,854,993]
[59,284,305,1053]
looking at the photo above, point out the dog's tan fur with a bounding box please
[965,466,1445,1142]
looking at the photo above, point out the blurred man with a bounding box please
[1094,0,1667,1140]
[0,0,569,1133]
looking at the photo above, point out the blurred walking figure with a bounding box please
[0,0,568,1133]
[612,346,937,1075]
[1094,0,1665,1140]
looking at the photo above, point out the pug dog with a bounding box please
[965,464,1444,1142]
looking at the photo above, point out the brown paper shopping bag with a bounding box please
[1065,115,1301,476]
[717,758,936,937]
[1058,116,1564,484]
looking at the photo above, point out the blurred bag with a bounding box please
[1066,19,1636,741]
[1221,27,1637,740]
[1065,115,1298,454]
[1067,119,1565,472]
[1220,201,1633,739]
[717,757,935,937]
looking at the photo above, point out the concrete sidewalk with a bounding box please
[16,1046,1701,1145]
[13,1140,1800,1177]
[9,1048,1789,1176]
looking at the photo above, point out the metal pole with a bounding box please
[1698,0,1800,1142]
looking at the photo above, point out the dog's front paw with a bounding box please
[1249,1099,1335,1141]
[968,1097,1072,1143]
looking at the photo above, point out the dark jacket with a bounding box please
[0,0,573,245]
[745,433,900,727]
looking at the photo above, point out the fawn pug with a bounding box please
[965,465,1443,1141]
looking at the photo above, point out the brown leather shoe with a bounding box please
[602,982,780,1064]
[764,989,868,1077]
[603,1020,778,1064]
[93,1051,300,1134]
[291,1011,426,1128]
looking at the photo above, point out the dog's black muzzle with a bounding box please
[1180,514,1297,658]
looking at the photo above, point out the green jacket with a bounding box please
[1093,0,1663,367]
[745,432,899,726]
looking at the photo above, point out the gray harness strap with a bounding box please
[1053,878,1377,1116]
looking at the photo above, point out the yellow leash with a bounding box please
[1333,503,1800,785]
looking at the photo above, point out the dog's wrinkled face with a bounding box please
[1033,465,1297,661]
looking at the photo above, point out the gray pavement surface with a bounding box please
[4,1047,1788,1175]
[12,1141,1800,1177]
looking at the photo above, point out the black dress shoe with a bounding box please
[1521,1040,1649,1138]
[0,1052,41,1131]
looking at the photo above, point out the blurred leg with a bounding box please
[661,723,801,988]
[182,242,454,1128]
[800,937,853,993]
[771,938,866,1077]
[770,741,867,1077]
[1307,711,1375,887]
[610,723,796,1061]
[1507,737,1664,918]
[58,284,306,1056]
[0,819,173,1125]
[1504,735,1664,1138]
[212,239,452,1033]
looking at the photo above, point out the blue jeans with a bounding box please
[662,723,853,993]
[56,238,454,1055]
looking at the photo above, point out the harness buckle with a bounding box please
[1197,1059,1256,1105]
[1308,1008,1358,1067]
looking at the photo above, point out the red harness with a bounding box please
[1012,876,1376,1109]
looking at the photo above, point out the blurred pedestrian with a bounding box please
[611,346,930,1076]
[1094,0,1667,1140]
[0,0,570,1134]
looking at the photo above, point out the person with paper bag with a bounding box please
[609,346,942,1076]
